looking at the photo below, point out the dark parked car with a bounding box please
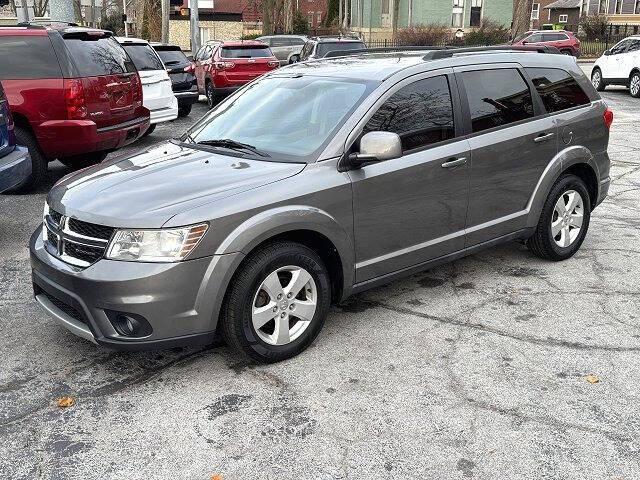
[0,24,149,190]
[512,30,581,57]
[298,37,367,61]
[0,81,31,193]
[194,40,279,108]
[152,43,198,117]
[31,47,611,363]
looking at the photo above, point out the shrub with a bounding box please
[395,24,451,46]
[464,19,510,46]
[580,13,608,39]
[293,10,310,35]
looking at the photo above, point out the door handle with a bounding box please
[441,157,467,169]
[534,132,555,143]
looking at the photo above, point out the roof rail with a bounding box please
[17,20,79,27]
[422,44,561,60]
[323,45,448,59]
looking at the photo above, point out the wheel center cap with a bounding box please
[280,299,289,310]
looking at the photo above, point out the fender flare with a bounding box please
[525,145,600,229]
[215,205,355,293]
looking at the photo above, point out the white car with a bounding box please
[116,37,178,134]
[592,35,640,97]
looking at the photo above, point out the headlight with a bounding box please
[106,224,208,262]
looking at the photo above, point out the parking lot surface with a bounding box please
[1,72,640,479]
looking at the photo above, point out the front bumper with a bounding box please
[30,226,243,350]
[0,146,31,193]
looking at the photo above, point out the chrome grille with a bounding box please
[44,210,114,268]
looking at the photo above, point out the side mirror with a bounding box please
[604,49,611,56]
[349,131,402,167]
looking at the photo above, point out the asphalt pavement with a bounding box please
[1,74,640,479]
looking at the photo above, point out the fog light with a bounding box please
[106,311,152,338]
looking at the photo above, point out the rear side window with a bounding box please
[220,46,272,58]
[155,48,189,66]
[526,68,590,113]
[364,75,455,152]
[461,69,534,133]
[64,36,135,76]
[121,44,165,71]
[0,36,62,79]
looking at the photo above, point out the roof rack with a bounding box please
[323,45,447,58]
[16,20,79,27]
[422,44,561,59]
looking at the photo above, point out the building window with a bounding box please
[615,0,623,13]
[531,3,540,20]
[599,0,607,13]
[636,0,640,14]
[317,12,322,25]
[308,12,314,26]
[470,0,482,26]
[558,13,568,22]
[381,0,391,27]
[452,0,464,28]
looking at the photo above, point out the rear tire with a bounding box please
[8,127,47,192]
[561,49,572,56]
[142,124,156,137]
[289,54,300,64]
[178,104,192,117]
[206,82,218,109]
[591,67,606,91]
[220,242,331,363]
[58,151,108,169]
[527,174,591,261]
[629,71,640,98]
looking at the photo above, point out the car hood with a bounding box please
[48,141,306,228]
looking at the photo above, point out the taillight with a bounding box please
[213,61,235,70]
[131,73,143,107]
[183,63,196,73]
[268,60,279,68]
[63,79,87,120]
[603,107,613,129]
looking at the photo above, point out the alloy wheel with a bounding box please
[591,70,601,89]
[251,266,317,346]
[551,189,584,248]
[630,74,640,96]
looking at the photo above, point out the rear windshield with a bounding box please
[64,35,135,76]
[121,43,165,71]
[220,46,272,58]
[0,36,62,79]
[155,48,189,66]
[316,42,365,57]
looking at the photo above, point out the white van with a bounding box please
[116,37,178,134]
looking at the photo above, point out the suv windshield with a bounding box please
[121,43,165,71]
[155,48,189,66]
[221,46,272,58]
[184,76,374,162]
[316,42,365,57]
[63,35,135,76]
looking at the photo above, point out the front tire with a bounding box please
[178,104,192,117]
[527,174,591,261]
[289,54,300,64]
[591,67,606,91]
[220,242,331,363]
[629,71,640,98]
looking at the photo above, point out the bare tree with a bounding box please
[33,0,48,17]
[512,0,533,40]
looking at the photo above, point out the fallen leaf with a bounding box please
[586,375,600,384]
[210,475,223,480]
[56,396,76,408]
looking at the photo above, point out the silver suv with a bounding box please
[30,47,612,362]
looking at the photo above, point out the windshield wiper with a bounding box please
[195,138,270,157]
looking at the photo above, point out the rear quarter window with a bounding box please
[64,35,135,76]
[526,68,591,113]
[220,46,273,58]
[155,49,189,66]
[122,44,165,71]
[0,35,62,79]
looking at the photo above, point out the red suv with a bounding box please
[512,30,581,57]
[194,40,279,108]
[0,24,149,191]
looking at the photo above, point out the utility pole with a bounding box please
[190,0,200,55]
[123,0,128,36]
[161,0,170,43]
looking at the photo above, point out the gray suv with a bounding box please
[30,47,612,362]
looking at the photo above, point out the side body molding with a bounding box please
[215,205,356,297]
[525,145,600,229]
